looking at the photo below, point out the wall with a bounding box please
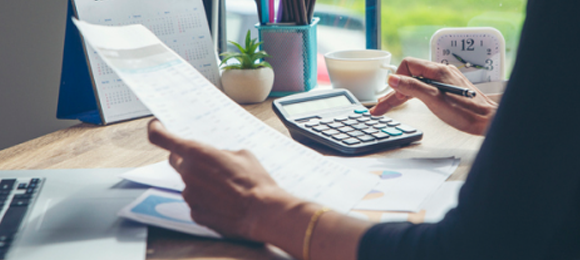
[0,0,78,150]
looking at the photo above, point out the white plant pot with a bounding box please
[221,67,274,104]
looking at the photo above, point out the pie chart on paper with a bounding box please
[371,170,403,180]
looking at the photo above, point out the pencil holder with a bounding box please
[256,17,319,97]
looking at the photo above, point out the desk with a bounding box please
[0,98,483,259]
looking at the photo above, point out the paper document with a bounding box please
[118,188,221,238]
[329,157,460,212]
[348,181,465,223]
[72,19,378,214]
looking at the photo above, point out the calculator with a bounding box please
[272,89,423,154]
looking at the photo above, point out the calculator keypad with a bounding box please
[299,109,419,151]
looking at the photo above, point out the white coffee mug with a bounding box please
[324,50,397,102]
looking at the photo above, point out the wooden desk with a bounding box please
[0,98,484,259]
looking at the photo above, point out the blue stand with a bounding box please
[56,0,104,125]
[365,0,381,50]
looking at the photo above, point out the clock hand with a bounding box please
[452,53,467,64]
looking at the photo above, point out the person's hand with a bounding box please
[147,119,301,241]
[370,57,498,135]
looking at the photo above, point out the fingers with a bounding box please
[369,90,410,115]
[148,118,220,160]
[398,57,455,81]
[388,74,439,104]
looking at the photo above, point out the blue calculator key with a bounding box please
[396,125,417,133]
[379,118,392,123]
[313,125,330,132]
[374,124,388,129]
[349,114,362,119]
[354,109,368,114]
[348,131,364,137]
[363,128,379,134]
[382,128,403,136]
[372,132,390,139]
[357,117,370,122]
[332,134,350,140]
[365,121,379,126]
[322,129,340,136]
[320,119,334,124]
[387,121,401,127]
[357,135,375,142]
[343,138,361,145]
[362,112,372,117]
[328,122,344,129]
[343,120,359,126]
[334,117,348,121]
[352,124,369,130]
[305,122,319,127]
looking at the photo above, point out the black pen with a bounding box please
[412,76,476,98]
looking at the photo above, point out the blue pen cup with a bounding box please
[256,18,319,97]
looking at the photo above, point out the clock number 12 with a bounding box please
[461,38,475,51]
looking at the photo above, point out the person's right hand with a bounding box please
[370,57,498,136]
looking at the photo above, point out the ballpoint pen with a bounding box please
[412,76,476,98]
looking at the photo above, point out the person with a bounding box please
[147,0,580,259]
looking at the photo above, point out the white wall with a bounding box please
[0,0,78,150]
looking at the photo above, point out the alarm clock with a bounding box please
[430,27,506,84]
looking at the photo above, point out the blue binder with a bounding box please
[56,0,108,125]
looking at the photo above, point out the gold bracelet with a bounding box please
[303,207,331,260]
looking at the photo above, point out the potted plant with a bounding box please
[220,30,274,104]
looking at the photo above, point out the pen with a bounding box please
[412,76,476,98]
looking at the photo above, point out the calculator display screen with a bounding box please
[283,95,353,117]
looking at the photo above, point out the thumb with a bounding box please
[389,75,439,101]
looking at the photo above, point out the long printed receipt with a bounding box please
[72,19,378,213]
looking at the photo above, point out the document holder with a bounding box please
[256,18,319,97]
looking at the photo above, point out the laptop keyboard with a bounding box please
[0,178,43,260]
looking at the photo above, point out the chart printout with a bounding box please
[74,0,220,123]
[72,20,378,213]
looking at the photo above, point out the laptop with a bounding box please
[0,169,148,260]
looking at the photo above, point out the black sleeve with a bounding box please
[358,0,580,259]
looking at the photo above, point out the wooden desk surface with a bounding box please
[0,98,484,259]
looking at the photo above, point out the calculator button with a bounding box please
[373,124,388,129]
[354,109,368,114]
[379,118,393,123]
[343,120,359,126]
[382,128,403,136]
[305,122,319,127]
[328,122,344,129]
[363,112,372,117]
[337,126,355,132]
[387,121,401,127]
[343,138,361,145]
[372,132,390,139]
[322,129,340,136]
[352,124,369,130]
[349,114,362,119]
[357,117,370,122]
[348,131,364,137]
[370,116,383,120]
[357,135,375,142]
[313,125,330,132]
[365,121,379,126]
[320,119,334,124]
[334,117,348,121]
[332,134,350,140]
[396,125,417,133]
[363,128,379,134]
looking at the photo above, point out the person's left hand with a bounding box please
[147,119,298,241]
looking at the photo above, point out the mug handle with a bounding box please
[377,64,398,95]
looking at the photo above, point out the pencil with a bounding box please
[412,76,476,98]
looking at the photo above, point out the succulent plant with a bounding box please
[219,30,272,70]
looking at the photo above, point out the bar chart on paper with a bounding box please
[73,0,220,123]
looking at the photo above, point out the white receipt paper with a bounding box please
[72,19,378,215]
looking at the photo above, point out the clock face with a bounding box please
[432,29,505,84]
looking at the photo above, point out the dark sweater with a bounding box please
[358,0,580,259]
